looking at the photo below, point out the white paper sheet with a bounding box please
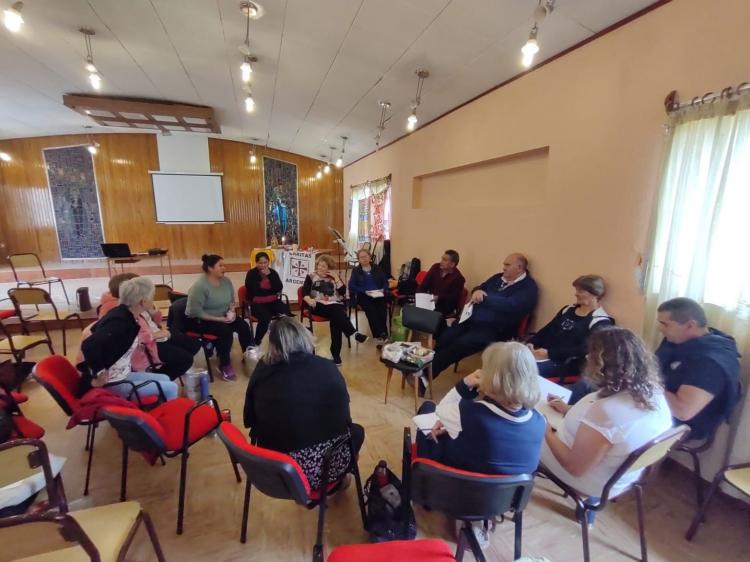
[534,375,572,431]
[412,412,440,435]
[458,302,473,324]
[415,293,435,310]
[366,290,385,298]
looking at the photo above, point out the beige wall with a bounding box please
[344,0,750,332]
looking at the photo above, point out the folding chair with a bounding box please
[9,287,83,355]
[0,315,53,366]
[7,252,69,304]
[0,438,165,562]
[217,422,366,561]
[537,424,690,562]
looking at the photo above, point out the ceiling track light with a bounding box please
[245,92,255,112]
[80,28,102,90]
[375,101,391,150]
[406,69,429,132]
[335,136,347,167]
[521,0,554,68]
[3,1,23,33]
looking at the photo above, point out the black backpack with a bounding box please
[363,463,417,542]
[396,257,421,295]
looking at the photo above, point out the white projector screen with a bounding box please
[150,172,225,223]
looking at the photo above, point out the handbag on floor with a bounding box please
[363,461,417,542]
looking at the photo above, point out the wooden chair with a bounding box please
[9,287,83,355]
[7,252,69,304]
[0,316,53,366]
[0,438,165,562]
[537,424,690,562]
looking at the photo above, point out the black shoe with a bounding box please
[354,333,369,344]
[333,356,343,366]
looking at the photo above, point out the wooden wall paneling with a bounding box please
[0,134,343,264]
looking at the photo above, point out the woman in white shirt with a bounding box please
[541,327,672,499]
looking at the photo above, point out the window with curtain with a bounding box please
[347,175,391,256]
[644,95,750,340]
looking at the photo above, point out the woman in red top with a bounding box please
[244,252,291,346]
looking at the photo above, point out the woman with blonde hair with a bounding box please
[541,327,672,499]
[302,254,368,365]
[416,341,545,475]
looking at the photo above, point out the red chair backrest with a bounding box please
[102,406,168,454]
[238,285,247,308]
[33,355,83,415]
[415,270,427,286]
[516,314,531,339]
[410,457,534,521]
[217,422,311,504]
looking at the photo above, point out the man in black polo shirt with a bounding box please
[655,298,741,439]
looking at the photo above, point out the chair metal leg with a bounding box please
[84,424,92,451]
[177,451,189,535]
[120,443,129,501]
[59,280,70,304]
[203,345,214,382]
[686,472,724,541]
[229,452,242,483]
[689,450,704,508]
[240,478,252,543]
[514,510,523,560]
[461,523,486,562]
[141,510,167,562]
[635,483,648,561]
[454,524,466,562]
[84,423,97,496]
[313,498,327,562]
[62,324,68,356]
[578,505,591,562]
[351,459,367,528]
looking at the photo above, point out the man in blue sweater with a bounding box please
[655,298,741,440]
[426,253,538,392]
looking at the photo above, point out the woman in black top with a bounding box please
[243,317,365,489]
[527,275,613,379]
[348,249,389,341]
[302,254,367,365]
[244,252,291,346]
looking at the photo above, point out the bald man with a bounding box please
[425,253,538,394]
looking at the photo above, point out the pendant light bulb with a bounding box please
[89,72,102,90]
[335,156,343,168]
[316,169,323,180]
[250,152,257,164]
[521,26,540,68]
[87,143,99,155]
[324,163,331,174]
[240,59,252,83]
[3,2,23,33]
[406,111,418,131]
[245,93,255,113]
[0,152,11,162]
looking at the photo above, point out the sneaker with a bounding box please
[332,356,343,366]
[220,365,237,381]
[354,333,369,344]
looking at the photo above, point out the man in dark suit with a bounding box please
[426,253,538,391]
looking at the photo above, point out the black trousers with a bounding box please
[355,294,388,339]
[430,321,501,380]
[155,332,201,380]
[310,303,356,358]
[251,299,291,344]
[184,317,253,367]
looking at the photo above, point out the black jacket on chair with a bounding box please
[80,304,140,374]
[243,352,351,453]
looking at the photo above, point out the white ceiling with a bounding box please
[0,0,658,163]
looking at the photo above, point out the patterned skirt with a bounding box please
[289,432,351,490]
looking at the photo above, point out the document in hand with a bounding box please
[534,376,572,431]
[413,412,440,436]
[458,302,473,324]
[415,293,436,310]
[366,289,385,298]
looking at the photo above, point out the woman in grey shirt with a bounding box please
[186,254,253,381]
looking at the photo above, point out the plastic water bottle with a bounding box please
[199,372,210,401]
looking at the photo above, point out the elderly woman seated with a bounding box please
[81,277,179,401]
[527,274,612,380]
[416,341,546,475]
[243,317,364,490]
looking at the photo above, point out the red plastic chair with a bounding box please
[297,286,350,348]
[217,422,366,561]
[404,428,535,562]
[102,396,234,535]
[33,355,162,495]
[328,539,455,562]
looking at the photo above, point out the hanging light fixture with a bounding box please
[245,92,255,112]
[375,101,391,150]
[87,141,100,155]
[316,166,323,180]
[240,56,254,83]
[249,148,257,164]
[406,69,429,132]
[521,0,554,68]
[80,28,102,90]
[325,147,336,173]
[0,151,11,162]
[335,136,347,168]
[3,1,23,32]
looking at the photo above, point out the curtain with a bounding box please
[643,94,750,473]
[347,175,391,259]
